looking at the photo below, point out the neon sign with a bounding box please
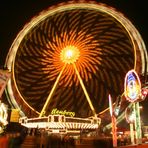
[124,69,141,102]
[0,101,8,133]
[51,108,75,117]
[0,101,8,125]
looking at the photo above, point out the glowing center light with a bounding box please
[60,45,80,64]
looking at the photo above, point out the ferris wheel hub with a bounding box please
[60,45,80,64]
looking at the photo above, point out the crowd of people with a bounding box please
[0,128,76,148]
[0,124,133,148]
[0,132,22,148]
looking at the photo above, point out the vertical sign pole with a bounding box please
[135,102,142,144]
[133,103,138,143]
[130,122,135,145]
[109,94,117,147]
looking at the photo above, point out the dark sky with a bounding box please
[0,0,147,66]
[0,0,148,124]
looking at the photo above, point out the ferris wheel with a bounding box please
[5,1,147,119]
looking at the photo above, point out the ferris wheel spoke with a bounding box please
[73,63,97,117]
[39,64,66,117]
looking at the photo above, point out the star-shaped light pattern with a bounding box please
[45,30,100,87]
[6,1,143,118]
[60,45,80,64]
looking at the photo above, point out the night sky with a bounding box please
[0,0,148,66]
[0,0,148,124]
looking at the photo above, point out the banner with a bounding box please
[0,69,11,98]
[10,109,20,122]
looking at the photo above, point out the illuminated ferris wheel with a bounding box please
[5,1,147,119]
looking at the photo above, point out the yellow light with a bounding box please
[39,64,66,117]
[60,45,80,64]
[73,63,97,117]
[66,50,73,59]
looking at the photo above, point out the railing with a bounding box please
[19,115,101,133]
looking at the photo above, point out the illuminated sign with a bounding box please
[10,109,20,122]
[124,69,141,102]
[0,69,11,98]
[0,101,8,125]
[51,108,75,117]
[0,101,8,133]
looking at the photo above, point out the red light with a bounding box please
[142,88,148,96]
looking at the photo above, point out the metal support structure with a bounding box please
[73,63,97,117]
[39,64,66,117]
